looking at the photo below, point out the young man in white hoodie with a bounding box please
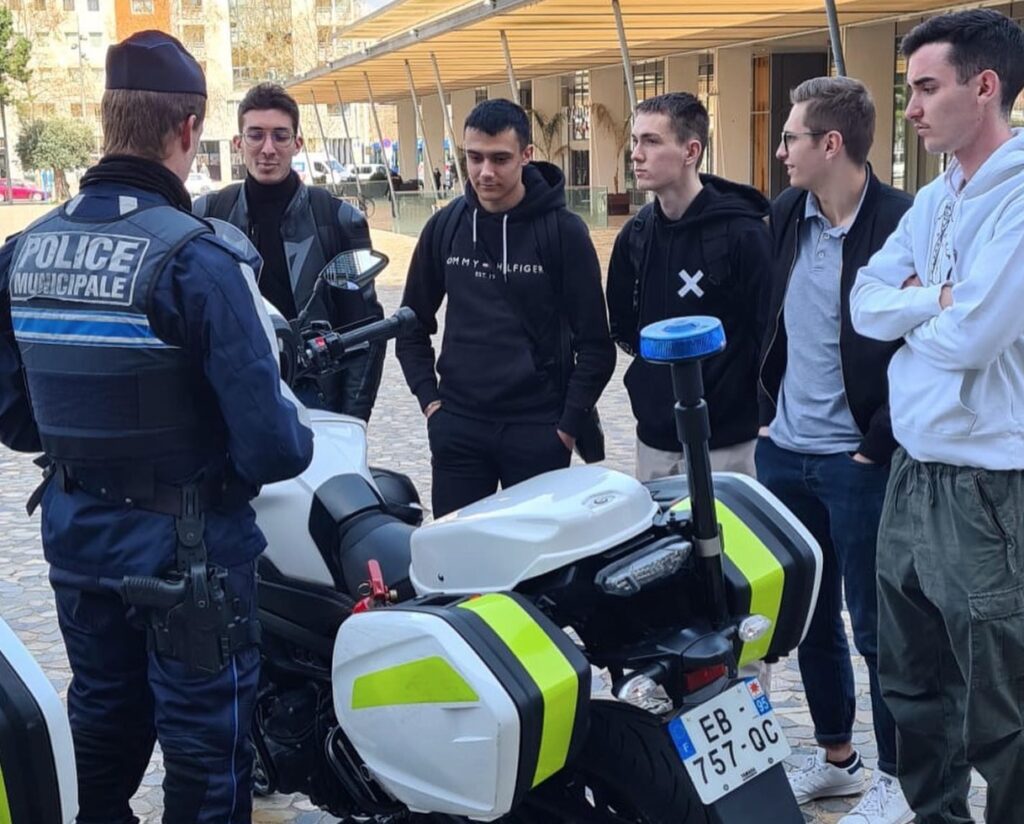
[850,10,1024,823]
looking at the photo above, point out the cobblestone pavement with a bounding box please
[0,234,987,822]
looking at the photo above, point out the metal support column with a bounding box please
[363,72,399,217]
[824,0,847,76]
[499,30,520,105]
[403,59,442,202]
[612,0,637,113]
[430,52,466,194]
[299,120,317,187]
[309,90,339,192]
[332,82,365,202]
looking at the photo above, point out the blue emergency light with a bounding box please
[639,316,727,363]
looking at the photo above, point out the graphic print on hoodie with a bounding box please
[607,175,773,452]
[396,161,615,436]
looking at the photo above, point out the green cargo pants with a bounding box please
[877,448,1024,824]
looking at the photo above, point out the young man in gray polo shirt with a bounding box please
[757,77,912,824]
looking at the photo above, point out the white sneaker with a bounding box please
[838,770,914,824]
[787,748,866,805]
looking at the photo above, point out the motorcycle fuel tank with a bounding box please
[254,411,375,587]
[410,466,658,595]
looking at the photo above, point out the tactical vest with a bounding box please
[8,204,231,472]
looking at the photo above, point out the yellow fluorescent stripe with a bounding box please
[671,498,784,665]
[351,656,479,709]
[0,762,11,824]
[459,594,577,787]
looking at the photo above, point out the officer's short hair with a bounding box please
[790,76,875,166]
[238,83,300,133]
[101,90,207,160]
[635,93,709,161]
[464,99,531,150]
[902,9,1024,116]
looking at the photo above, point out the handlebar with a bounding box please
[302,306,418,373]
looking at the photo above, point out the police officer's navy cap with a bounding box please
[105,30,206,98]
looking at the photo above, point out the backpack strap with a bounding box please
[431,195,468,273]
[699,219,733,283]
[627,202,656,315]
[199,183,242,221]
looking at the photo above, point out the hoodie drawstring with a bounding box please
[502,214,509,284]
[469,206,509,283]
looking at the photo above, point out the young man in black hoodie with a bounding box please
[396,99,615,517]
[757,77,912,824]
[607,92,771,480]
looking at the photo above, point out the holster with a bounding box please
[119,485,261,675]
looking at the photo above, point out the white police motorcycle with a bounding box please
[0,241,822,824]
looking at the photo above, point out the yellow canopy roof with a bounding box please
[288,0,950,104]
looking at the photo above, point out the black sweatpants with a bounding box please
[427,408,572,517]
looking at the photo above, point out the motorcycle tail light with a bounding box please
[682,663,727,693]
[595,541,692,596]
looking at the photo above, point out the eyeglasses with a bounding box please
[780,130,827,151]
[242,127,296,147]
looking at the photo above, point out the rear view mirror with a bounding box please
[320,249,389,290]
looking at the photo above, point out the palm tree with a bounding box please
[591,103,632,195]
[530,108,568,168]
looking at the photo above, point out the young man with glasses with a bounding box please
[852,10,1024,822]
[757,76,912,824]
[195,82,385,421]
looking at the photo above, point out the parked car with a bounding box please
[292,154,354,185]
[355,163,402,186]
[0,179,47,202]
[185,170,213,197]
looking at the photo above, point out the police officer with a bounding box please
[0,31,313,823]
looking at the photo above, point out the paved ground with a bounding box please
[0,225,988,822]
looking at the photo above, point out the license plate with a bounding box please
[666,678,791,804]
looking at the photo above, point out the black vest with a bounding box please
[8,203,234,474]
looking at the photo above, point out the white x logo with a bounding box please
[678,268,705,299]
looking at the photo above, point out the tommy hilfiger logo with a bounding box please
[678,268,705,299]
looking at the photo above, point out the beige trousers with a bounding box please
[634,437,758,483]
[635,436,770,696]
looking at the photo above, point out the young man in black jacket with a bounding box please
[396,99,615,517]
[194,83,384,421]
[607,92,771,480]
[757,76,912,824]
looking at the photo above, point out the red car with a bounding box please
[0,179,48,201]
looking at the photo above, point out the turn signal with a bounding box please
[738,615,773,643]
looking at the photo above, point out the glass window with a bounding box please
[89,31,102,48]
[750,55,770,195]
[698,52,715,174]
[568,71,590,141]
[182,25,204,51]
[475,87,487,104]
[130,0,153,13]
[518,80,532,112]
[63,0,74,10]
[87,0,99,9]
[632,60,664,102]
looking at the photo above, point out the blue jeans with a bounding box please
[755,437,897,774]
